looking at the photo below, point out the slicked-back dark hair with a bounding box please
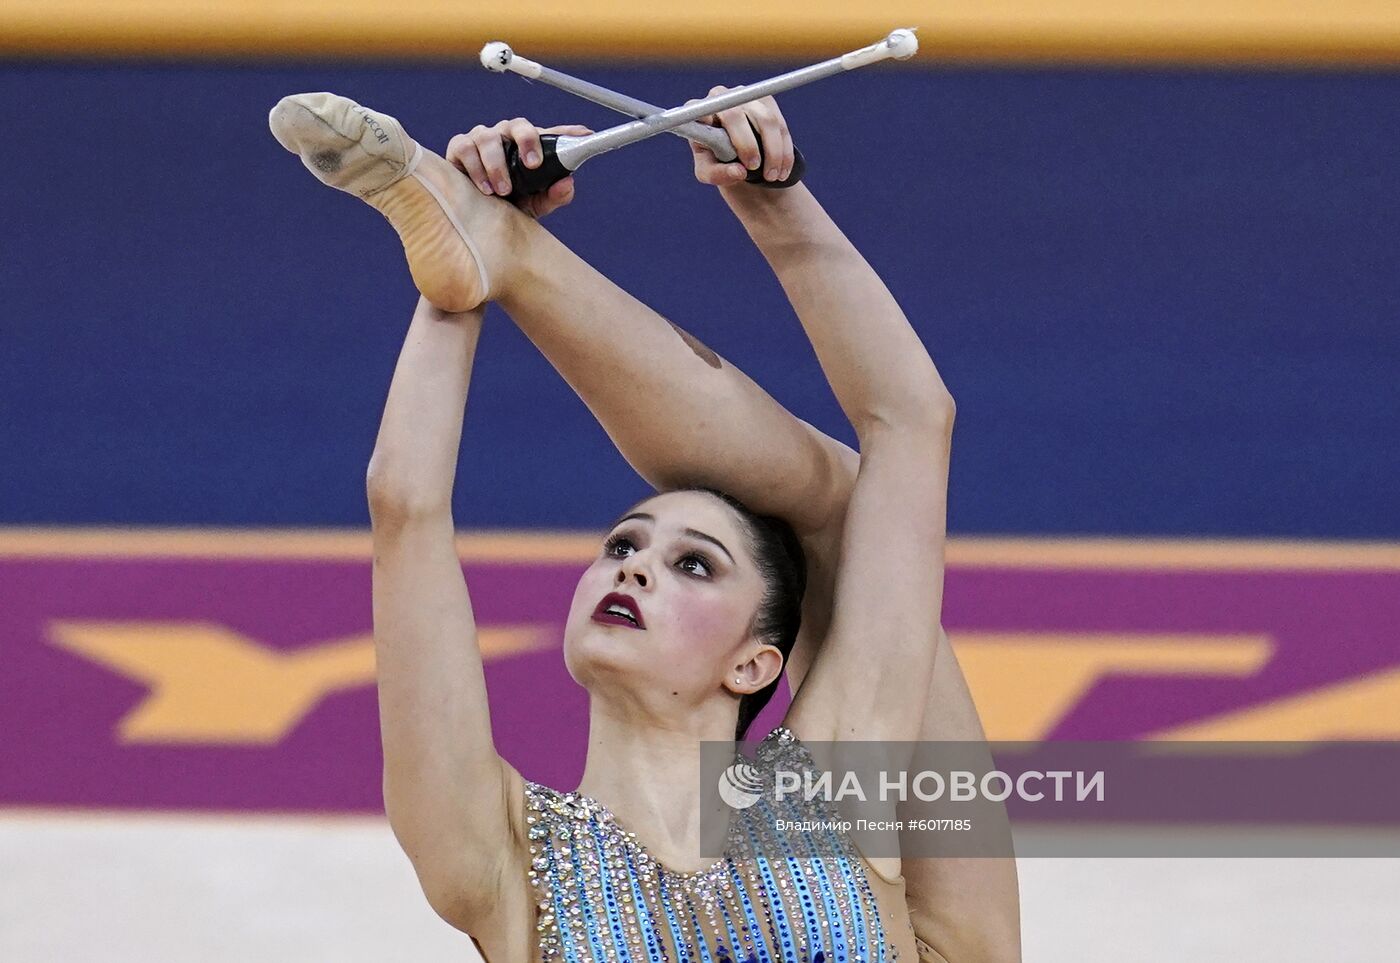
[660,486,807,742]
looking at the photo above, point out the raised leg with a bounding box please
[269,92,522,312]
[269,92,849,534]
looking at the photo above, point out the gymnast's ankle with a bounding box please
[269,91,520,311]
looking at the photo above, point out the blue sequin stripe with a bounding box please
[772,732,874,960]
[761,789,823,957]
[778,781,849,946]
[586,810,639,961]
[826,853,877,959]
[538,797,584,961]
[567,806,611,960]
[656,867,698,962]
[709,858,749,960]
[620,839,670,963]
[775,836,826,958]
[849,862,890,954]
[782,756,876,959]
[733,808,784,955]
[723,856,772,961]
[791,826,854,957]
[746,797,802,960]
[836,850,886,959]
[678,886,717,963]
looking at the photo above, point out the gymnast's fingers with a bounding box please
[747,97,788,182]
[475,123,513,195]
[688,135,746,186]
[710,87,763,172]
[515,175,575,219]
[754,96,795,181]
[504,117,543,170]
[445,131,473,169]
[682,95,744,185]
[447,129,494,196]
[536,175,577,217]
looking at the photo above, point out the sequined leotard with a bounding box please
[523,726,916,962]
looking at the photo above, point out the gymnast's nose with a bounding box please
[617,551,651,589]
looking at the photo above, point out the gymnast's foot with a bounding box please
[268,92,512,311]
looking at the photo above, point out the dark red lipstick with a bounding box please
[592,592,645,629]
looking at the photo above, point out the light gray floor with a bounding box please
[4,813,1398,961]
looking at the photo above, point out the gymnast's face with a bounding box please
[563,490,767,707]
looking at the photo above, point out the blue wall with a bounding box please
[4,61,1397,535]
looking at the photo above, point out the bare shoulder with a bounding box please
[425,757,537,954]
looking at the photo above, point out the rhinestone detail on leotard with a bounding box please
[525,726,897,963]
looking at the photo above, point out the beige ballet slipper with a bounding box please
[269,92,504,311]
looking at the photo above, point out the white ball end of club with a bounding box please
[480,41,514,72]
[886,28,919,60]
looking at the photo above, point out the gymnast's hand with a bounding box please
[687,86,796,188]
[446,119,593,219]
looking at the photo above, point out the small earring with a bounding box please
[735,677,742,685]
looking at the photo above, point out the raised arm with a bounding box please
[716,131,1019,960]
[714,117,1020,961]
[724,182,954,744]
[366,295,522,931]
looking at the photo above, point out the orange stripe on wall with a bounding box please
[1,1,1399,63]
[2,527,1399,570]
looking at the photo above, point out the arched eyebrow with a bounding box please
[611,511,653,529]
[609,512,735,565]
[682,528,734,565]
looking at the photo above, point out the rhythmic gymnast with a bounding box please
[270,84,1020,962]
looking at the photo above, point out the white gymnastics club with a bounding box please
[480,29,918,178]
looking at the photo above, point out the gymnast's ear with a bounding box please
[731,641,784,694]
